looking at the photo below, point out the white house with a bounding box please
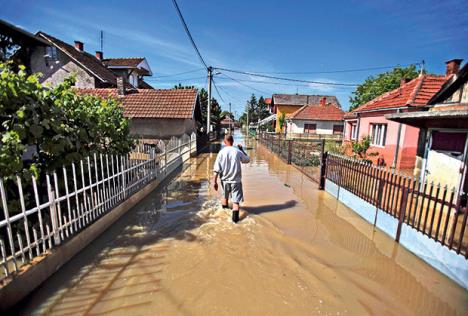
[287,97,345,136]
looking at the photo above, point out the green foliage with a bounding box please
[325,140,344,154]
[220,110,234,120]
[198,88,222,131]
[0,62,133,179]
[351,136,378,161]
[174,83,195,89]
[349,65,419,111]
[278,112,286,130]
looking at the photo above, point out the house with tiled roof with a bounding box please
[102,57,152,88]
[344,61,453,171]
[286,97,344,136]
[76,86,201,139]
[386,59,467,194]
[271,93,341,133]
[24,30,153,89]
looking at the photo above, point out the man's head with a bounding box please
[224,134,234,146]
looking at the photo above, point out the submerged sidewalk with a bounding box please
[17,133,468,316]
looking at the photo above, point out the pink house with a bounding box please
[343,62,457,171]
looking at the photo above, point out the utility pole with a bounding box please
[246,102,249,133]
[207,66,213,134]
[229,102,232,131]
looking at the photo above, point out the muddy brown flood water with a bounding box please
[17,131,467,316]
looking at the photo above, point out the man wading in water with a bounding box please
[213,134,250,223]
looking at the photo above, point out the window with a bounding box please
[44,46,58,67]
[304,123,316,133]
[370,124,387,147]
[333,125,344,135]
[45,46,58,59]
[349,122,358,140]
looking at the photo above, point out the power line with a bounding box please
[211,78,226,104]
[220,73,271,95]
[215,67,359,86]
[152,68,205,78]
[221,62,421,75]
[171,0,208,69]
[215,75,353,89]
[145,75,207,82]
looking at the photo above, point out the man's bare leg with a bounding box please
[232,202,240,223]
[221,197,229,209]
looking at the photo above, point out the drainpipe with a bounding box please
[392,109,403,171]
[356,113,361,140]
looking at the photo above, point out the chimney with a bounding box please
[74,41,84,52]
[400,78,410,86]
[320,97,326,107]
[95,51,103,60]
[117,77,125,96]
[445,59,463,77]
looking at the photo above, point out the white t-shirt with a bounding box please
[213,146,250,183]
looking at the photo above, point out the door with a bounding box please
[425,131,468,190]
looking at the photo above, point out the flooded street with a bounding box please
[18,131,467,316]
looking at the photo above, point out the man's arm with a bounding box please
[237,144,250,163]
[213,153,222,191]
[212,172,219,191]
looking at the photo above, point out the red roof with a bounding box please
[265,98,272,105]
[346,74,448,118]
[102,58,145,68]
[289,103,344,121]
[76,88,198,119]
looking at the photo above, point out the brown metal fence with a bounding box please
[325,153,468,258]
[258,133,325,183]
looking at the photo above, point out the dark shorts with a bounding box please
[221,182,244,204]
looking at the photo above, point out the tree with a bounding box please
[197,88,222,132]
[349,65,419,111]
[278,112,286,131]
[0,62,133,179]
[257,96,270,121]
[220,111,234,120]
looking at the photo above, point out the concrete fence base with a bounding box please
[325,179,468,290]
[0,153,193,311]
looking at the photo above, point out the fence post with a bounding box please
[287,140,292,164]
[319,151,328,190]
[46,180,61,246]
[373,178,384,227]
[395,185,409,242]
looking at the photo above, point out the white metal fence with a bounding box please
[0,133,196,280]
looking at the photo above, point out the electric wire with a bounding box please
[222,62,421,75]
[220,72,271,95]
[152,68,205,78]
[171,0,208,69]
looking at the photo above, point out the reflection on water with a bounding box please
[17,130,468,316]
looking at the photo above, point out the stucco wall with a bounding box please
[130,118,197,139]
[275,105,301,132]
[30,46,96,88]
[289,120,343,134]
[344,114,419,170]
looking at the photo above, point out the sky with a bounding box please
[1,0,467,116]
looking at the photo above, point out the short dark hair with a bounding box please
[224,134,234,144]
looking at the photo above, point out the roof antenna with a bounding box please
[419,59,425,76]
[100,30,104,53]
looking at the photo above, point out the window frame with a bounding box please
[333,124,344,135]
[349,122,358,140]
[304,123,317,134]
[370,123,387,147]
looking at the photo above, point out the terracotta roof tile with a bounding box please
[289,103,344,121]
[348,74,448,116]
[273,94,341,108]
[102,58,144,68]
[76,88,198,119]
